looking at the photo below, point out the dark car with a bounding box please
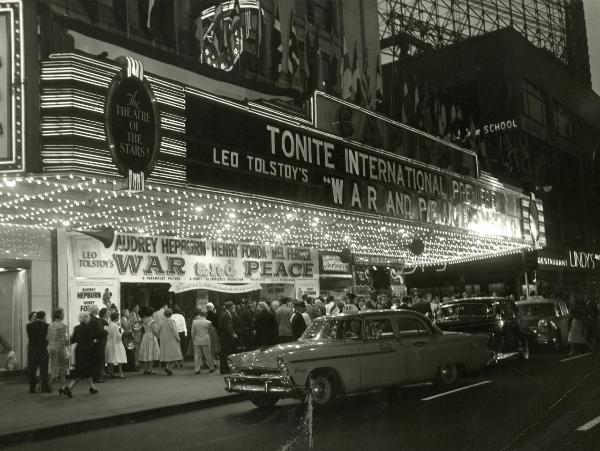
[516,298,570,352]
[433,297,530,361]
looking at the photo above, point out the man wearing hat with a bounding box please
[217,301,238,374]
[291,301,308,340]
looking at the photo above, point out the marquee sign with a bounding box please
[67,231,319,292]
[105,57,161,187]
[538,249,600,272]
[187,91,524,240]
[0,1,24,173]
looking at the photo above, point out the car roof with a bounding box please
[440,297,505,306]
[320,309,427,320]
[515,298,563,305]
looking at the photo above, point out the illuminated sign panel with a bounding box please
[186,92,524,240]
[538,249,600,272]
[0,1,24,172]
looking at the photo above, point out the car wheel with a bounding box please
[248,395,279,411]
[518,337,530,361]
[308,372,339,406]
[436,363,460,388]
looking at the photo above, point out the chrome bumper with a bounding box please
[224,373,302,396]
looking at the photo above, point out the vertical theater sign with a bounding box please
[0,1,24,173]
[105,57,161,191]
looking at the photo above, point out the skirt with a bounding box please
[48,347,69,378]
[139,332,160,362]
[105,342,128,365]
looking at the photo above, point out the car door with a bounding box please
[395,316,441,383]
[360,317,405,390]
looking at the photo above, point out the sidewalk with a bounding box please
[0,364,243,447]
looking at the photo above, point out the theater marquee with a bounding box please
[187,91,524,240]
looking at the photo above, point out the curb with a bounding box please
[0,393,245,448]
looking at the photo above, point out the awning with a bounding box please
[0,173,534,267]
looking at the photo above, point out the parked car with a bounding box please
[433,297,530,361]
[224,310,492,409]
[516,298,570,352]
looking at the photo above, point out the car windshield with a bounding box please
[300,317,363,340]
[436,303,490,319]
[518,303,557,317]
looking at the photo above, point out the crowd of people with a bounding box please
[25,290,600,396]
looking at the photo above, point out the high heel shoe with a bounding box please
[89,387,99,395]
[63,387,73,398]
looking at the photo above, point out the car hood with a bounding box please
[231,340,326,370]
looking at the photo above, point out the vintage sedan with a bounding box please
[224,310,492,409]
[516,298,570,351]
[434,297,530,361]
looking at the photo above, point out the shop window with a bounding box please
[523,81,547,126]
[553,103,573,139]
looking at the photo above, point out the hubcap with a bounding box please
[441,365,456,383]
[311,378,330,402]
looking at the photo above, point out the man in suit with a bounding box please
[291,301,308,340]
[217,301,237,374]
[190,309,215,374]
[254,301,277,347]
[275,297,293,343]
[26,311,51,393]
[206,302,218,328]
[89,305,108,383]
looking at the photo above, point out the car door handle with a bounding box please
[414,341,426,347]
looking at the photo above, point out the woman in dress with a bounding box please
[62,312,97,397]
[105,311,127,378]
[47,308,69,393]
[130,304,143,369]
[158,309,182,376]
[568,300,589,356]
[139,306,160,375]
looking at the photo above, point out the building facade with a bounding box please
[0,0,541,371]
[382,26,600,296]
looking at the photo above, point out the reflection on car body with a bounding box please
[434,297,530,361]
[224,310,493,409]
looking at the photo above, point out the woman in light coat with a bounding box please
[158,309,182,376]
[105,311,127,378]
[190,309,215,374]
[47,308,69,393]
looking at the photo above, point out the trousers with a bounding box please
[28,348,49,392]
[194,344,214,372]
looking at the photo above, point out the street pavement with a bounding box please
[0,363,238,445]
[4,350,599,451]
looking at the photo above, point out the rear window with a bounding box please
[518,303,557,317]
[436,303,489,319]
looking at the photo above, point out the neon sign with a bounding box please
[0,1,24,173]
